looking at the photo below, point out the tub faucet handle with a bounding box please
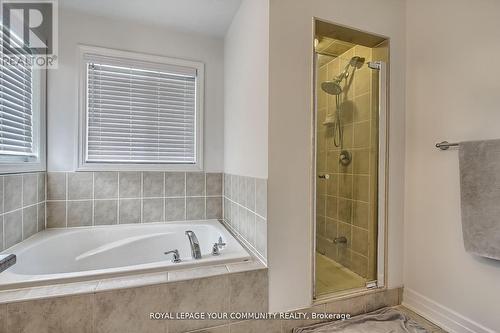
[217,237,226,248]
[212,237,226,256]
[212,243,221,256]
[164,249,181,263]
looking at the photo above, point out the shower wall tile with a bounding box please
[223,173,267,261]
[352,201,369,229]
[0,172,46,251]
[354,93,371,122]
[46,172,222,228]
[353,121,370,148]
[353,149,370,174]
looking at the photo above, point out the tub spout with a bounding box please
[185,230,202,259]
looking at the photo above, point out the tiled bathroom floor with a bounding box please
[316,253,366,295]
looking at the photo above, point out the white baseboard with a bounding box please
[403,288,495,333]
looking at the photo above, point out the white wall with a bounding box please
[48,9,225,172]
[268,0,406,311]
[223,0,269,178]
[404,0,500,331]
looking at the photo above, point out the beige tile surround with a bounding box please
[0,264,402,333]
[46,172,223,227]
[223,174,267,262]
[0,172,46,251]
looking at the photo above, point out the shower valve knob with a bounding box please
[318,174,330,179]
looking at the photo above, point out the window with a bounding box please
[0,26,46,173]
[78,46,204,171]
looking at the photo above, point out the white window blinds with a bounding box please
[0,28,34,157]
[85,55,197,164]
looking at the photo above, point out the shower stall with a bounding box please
[313,20,388,299]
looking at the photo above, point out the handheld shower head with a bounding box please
[349,56,365,68]
[320,56,365,95]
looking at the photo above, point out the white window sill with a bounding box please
[0,161,46,175]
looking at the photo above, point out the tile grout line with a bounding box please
[65,173,68,227]
[44,195,220,202]
[21,175,24,241]
[163,172,166,222]
[184,172,187,220]
[35,174,38,236]
[92,172,95,226]
[44,173,47,230]
[117,172,120,225]
[204,173,207,219]
[253,177,257,248]
[2,177,4,250]
[140,172,144,224]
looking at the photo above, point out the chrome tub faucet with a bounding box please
[185,230,202,259]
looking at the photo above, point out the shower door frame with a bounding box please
[311,23,390,302]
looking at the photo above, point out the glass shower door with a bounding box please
[314,41,387,298]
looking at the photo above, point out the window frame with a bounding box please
[77,45,204,172]
[0,61,47,174]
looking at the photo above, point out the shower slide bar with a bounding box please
[435,141,460,150]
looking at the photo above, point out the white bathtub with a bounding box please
[0,220,251,289]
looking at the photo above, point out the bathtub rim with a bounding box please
[0,259,267,305]
[0,219,263,292]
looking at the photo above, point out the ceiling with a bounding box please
[316,37,355,67]
[60,0,243,37]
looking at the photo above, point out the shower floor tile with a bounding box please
[316,253,366,295]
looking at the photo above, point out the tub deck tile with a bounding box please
[225,260,266,273]
[168,265,229,282]
[95,272,169,292]
[0,280,98,304]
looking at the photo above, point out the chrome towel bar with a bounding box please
[435,141,460,150]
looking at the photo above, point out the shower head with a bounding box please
[321,80,343,95]
[349,56,365,68]
[320,56,365,95]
